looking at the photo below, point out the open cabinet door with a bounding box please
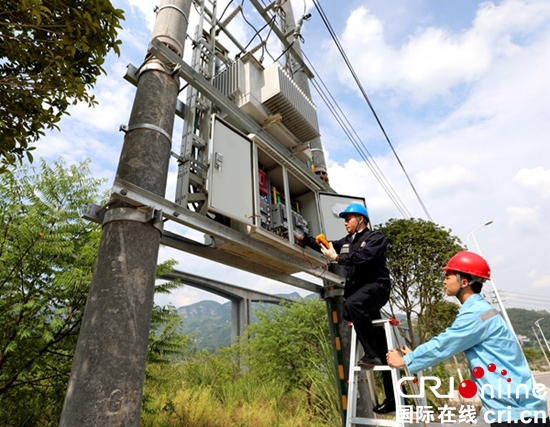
[208,116,254,225]
[318,192,367,241]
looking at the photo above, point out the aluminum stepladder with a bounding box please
[345,318,405,427]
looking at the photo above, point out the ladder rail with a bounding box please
[345,318,406,427]
[345,318,430,427]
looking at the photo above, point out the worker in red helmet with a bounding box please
[387,251,549,426]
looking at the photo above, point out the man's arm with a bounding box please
[393,312,483,374]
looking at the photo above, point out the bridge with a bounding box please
[161,270,294,344]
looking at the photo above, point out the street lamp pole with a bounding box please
[535,318,550,356]
[532,326,550,367]
[467,221,519,341]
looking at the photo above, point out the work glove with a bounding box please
[320,242,338,262]
[293,232,305,247]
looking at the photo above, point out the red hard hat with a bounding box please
[442,251,491,280]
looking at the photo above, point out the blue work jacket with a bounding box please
[404,294,548,421]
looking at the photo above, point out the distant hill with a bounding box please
[506,308,550,347]
[176,292,304,351]
[175,296,549,352]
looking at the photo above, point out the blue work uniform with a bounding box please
[404,293,548,422]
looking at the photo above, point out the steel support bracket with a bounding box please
[83,203,163,235]
[103,206,164,235]
[320,286,345,300]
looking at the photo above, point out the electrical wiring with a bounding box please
[272,39,295,64]
[311,0,433,221]
[304,52,413,219]
[238,0,276,62]
[237,14,276,57]
[218,0,235,23]
[301,246,328,279]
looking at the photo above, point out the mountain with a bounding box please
[507,308,550,347]
[175,296,549,353]
[176,292,304,351]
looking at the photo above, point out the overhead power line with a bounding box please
[303,52,413,218]
[311,0,432,221]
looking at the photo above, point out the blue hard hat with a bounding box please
[339,203,369,219]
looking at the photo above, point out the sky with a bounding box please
[34,0,550,314]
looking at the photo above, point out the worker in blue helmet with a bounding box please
[295,203,395,413]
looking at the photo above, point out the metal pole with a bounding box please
[59,2,191,425]
[532,327,550,368]
[535,318,550,356]
[467,221,520,341]
[279,0,329,183]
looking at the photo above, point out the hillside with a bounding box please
[507,308,550,347]
[176,292,303,351]
[175,296,549,352]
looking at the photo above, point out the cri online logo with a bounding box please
[460,363,508,398]
[397,363,548,400]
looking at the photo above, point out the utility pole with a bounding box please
[59,1,191,425]
[532,327,550,368]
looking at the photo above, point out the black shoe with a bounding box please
[357,356,382,369]
[373,399,396,414]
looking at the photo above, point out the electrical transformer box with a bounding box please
[207,115,366,272]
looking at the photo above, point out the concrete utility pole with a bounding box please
[280,0,329,184]
[60,1,191,425]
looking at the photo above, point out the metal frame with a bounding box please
[86,177,345,294]
[149,38,330,195]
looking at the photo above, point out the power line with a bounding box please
[311,0,432,221]
[303,52,413,218]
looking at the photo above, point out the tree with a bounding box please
[376,218,464,348]
[0,159,189,425]
[236,298,340,422]
[426,300,460,339]
[0,158,106,424]
[0,1,124,172]
[241,299,330,392]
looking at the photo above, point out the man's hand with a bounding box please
[386,349,406,368]
[400,344,412,355]
[293,232,304,246]
[320,242,338,262]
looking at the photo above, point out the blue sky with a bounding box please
[35,0,550,312]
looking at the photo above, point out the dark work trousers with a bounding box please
[491,417,550,426]
[343,282,394,401]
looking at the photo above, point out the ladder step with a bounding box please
[352,365,393,372]
[346,320,405,427]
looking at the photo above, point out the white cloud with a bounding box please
[416,165,477,198]
[506,206,541,229]
[528,270,550,289]
[331,0,550,101]
[515,167,550,198]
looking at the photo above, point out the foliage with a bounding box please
[0,158,190,425]
[376,218,464,347]
[239,298,330,393]
[141,298,341,426]
[0,0,124,172]
[425,300,460,339]
[507,308,550,346]
[0,158,105,425]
